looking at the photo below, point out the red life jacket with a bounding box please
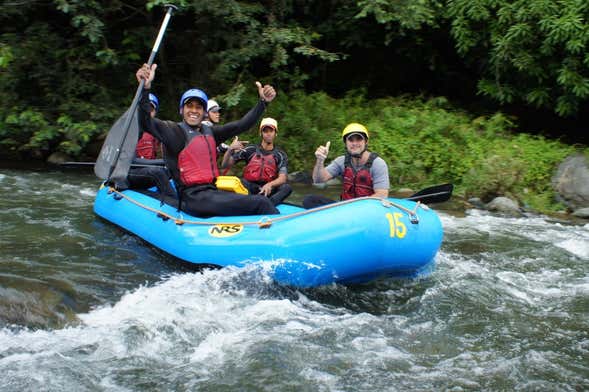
[177,123,219,186]
[135,132,160,159]
[341,152,378,200]
[243,147,278,183]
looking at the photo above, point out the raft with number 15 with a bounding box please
[93,183,451,288]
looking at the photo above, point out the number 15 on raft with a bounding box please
[385,212,407,238]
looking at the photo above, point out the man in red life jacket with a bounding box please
[135,63,279,217]
[220,117,292,205]
[125,93,176,200]
[303,123,390,209]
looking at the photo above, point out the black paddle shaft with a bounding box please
[62,160,165,169]
[286,183,454,209]
[96,5,177,181]
[406,183,453,204]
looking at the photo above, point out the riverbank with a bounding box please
[4,91,588,216]
[3,158,588,223]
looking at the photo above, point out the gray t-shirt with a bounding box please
[326,154,390,190]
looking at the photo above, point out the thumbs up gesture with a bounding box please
[256,81,276,102]
[315,141,330,162]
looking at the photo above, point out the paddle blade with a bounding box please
[94,106,140,182]
[406,183,453,204]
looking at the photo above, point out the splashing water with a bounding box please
[1,168,588,391]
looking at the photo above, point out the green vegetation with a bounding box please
[1,1,587,213]
[359,0,589,116]
[238,91,580,212]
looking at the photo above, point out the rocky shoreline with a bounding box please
[288,153,589,222]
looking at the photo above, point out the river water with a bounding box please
[0,166,588,391]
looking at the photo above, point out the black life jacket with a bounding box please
[177,123,219,186]
[243,146,278,183]
[341,152,378,200]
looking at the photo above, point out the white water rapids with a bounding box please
[0,168,587,391]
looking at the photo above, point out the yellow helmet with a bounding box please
[341,123,369,142]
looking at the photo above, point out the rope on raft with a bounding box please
[107,187,424,228]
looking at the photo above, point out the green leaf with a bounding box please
[0,44,14,68]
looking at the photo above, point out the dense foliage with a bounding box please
[238,91,578,212]
[358,0,589,117]
[1,0,587,211]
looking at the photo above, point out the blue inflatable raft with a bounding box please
[93,185,445,287]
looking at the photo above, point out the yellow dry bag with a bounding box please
[215,176,249,195]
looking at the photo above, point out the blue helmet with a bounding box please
[178,88,208,114]
[148,93,159,112]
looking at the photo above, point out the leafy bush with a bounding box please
[0,82,582,213]
[56,115,100,156]
[251,90,579,212]
[1,109,53,154]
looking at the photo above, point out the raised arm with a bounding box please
[220,136,248,170]
[220,148,235,171]
[136,64,157,138]
[135,63,184,154]
[213,81,276,143]
[312,141,333,183]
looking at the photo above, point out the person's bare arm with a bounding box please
[220,136,248,169]
[220,149,235,170]
[372,188,389,198]
[213,81,276,143]
[259,173,287,196]
[312,141,333,183]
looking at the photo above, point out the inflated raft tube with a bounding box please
[94,185,444,287]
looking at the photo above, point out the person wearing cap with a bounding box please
[303,123,389,209]
[220,117,292,206]
[202,99,231,154]
[125,93,177,200]
[207,99,221,124]
[135,63,279,217]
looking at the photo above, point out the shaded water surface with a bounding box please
[1,167,588,391]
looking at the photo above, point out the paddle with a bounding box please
[285,183,454,210]
[404,183,453,204]
[61,159,165,169]
[94,4,177,183]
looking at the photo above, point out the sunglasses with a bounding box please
[346,134,365,142]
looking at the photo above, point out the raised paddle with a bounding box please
[94,5,177,183]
